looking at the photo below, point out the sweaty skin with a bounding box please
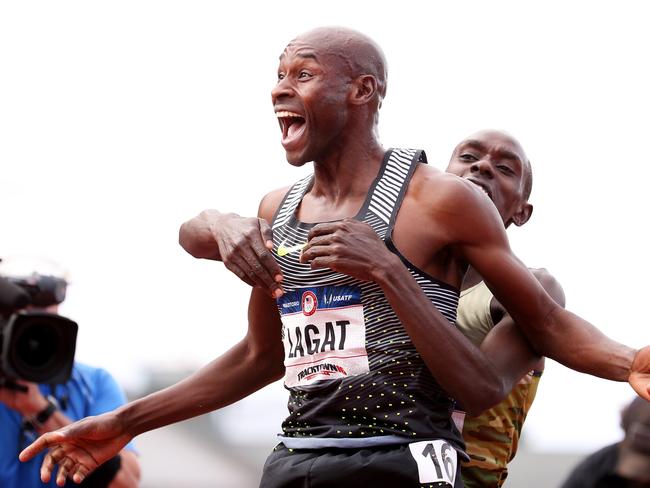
[20,27,650,486]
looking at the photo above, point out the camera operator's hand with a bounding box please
[19,410,133,486]
[0,380,49,417]
[179,209,284,297]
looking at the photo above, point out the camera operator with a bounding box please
[0,273,140,488]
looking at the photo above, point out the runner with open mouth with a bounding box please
[276,110,306,150]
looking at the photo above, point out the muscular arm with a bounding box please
[0,381,141,488]
[351,169,648,407]
[185,205,509,412]
[20,195,288,485]
[118,289,284,435]
[179,209,243,261]
[374,254,507,414]
[302,220,510,414]
[178,188,289,297]
[126,199,288,430]
[480,269,564,395]
[302,220,570,413]
[445,177,646,393]
[20,289,285,485]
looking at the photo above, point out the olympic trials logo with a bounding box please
[301,290,317,316]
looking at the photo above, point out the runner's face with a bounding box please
[446,131,529,225]
[271,38,351,165]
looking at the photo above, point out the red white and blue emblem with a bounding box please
[301,290,318,316]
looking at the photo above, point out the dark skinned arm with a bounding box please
[302,219,507,414]
[443,177,650,399]
[184,207,506,412]
[20,193,288,486]
[302,222,569,412]
[179,206,285,298]
[378,257,506,413]
[19,288,285,486]
[120,289,285,436]
[478,269,564,395]
[1,380,141,487]
[180,211,552,412]
[303,173,650,407]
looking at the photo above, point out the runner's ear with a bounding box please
[511,202,533,227]
[349,75,377,106]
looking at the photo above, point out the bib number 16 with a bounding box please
[408,439,457,485]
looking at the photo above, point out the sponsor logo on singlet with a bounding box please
[277,240,307,257]
[278,285,369,388]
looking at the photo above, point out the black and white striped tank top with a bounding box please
[272,148,464,452]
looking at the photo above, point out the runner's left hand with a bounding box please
[301,219,397,282]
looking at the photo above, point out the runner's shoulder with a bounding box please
[259,185,292,221]
[411,164,494,214]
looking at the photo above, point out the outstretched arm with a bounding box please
[446,178,650,400]
[1,381,141,488]
[300,220,583,413]
[476,269,564,396]
[20,288,285,486]
[301,219,509,414]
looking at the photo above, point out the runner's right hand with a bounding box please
[19,412,131,487]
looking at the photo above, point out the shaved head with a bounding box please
[287,27,388,101]
[273,26,388,164]
[460,129,533,202]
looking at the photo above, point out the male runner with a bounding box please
[21,27,650,487]
[174,130,570,488]
[448,130,551,487]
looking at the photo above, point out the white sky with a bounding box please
[1,0,649,453]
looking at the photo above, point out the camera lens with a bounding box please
[15,320,59,370]
[2,312,77,383]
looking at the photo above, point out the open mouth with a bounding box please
[468,179,492,201]
[276,111,307,149]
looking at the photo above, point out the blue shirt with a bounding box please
[0,362,135,488]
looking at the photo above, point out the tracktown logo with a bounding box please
[297,363,348,381]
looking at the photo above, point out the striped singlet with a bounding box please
[272,148,464,453]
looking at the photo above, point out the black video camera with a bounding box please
[0,273,78,386]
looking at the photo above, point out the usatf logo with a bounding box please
[297,363,348,382]
[301,291,317,316]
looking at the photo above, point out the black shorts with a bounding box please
[260,442,464,488]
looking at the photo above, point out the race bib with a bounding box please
[408,439,458,486]
[278,285,369,388]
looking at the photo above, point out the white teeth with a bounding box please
[276,111,302,118]
[469,180,489,198]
